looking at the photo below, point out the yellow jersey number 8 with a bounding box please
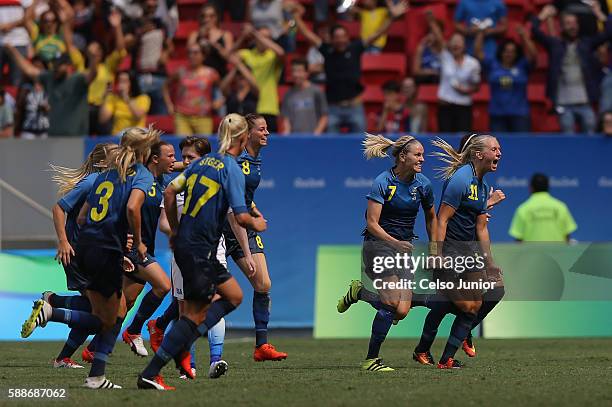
[183,174,221,217]
[90,181,114,222]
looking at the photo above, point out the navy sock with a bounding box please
[253,292,270,347]
[57,328,89,360]
[358,289,383,310]
[470,286,505,335]
[156,297,179,331]
[410,293,430,308]
[414,295,453,353]
[141,317,198,379]
[48,295,91,312]
[440,312,477,364]
[127,291,164,335]
[50,308,102,333]
[366,308,394,359]
[89,317,123,378]
[196,300,237,337]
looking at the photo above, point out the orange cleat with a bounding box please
[147,319,164,353]
[437,358,464,369]
[137,374,175,390]
[176,351,195,379]
[462,338,476,358]
[81,346,94,363]
[412,351,435,366]
[253,343,288,362]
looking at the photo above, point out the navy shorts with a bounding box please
[123,249,157,284]
[174,247,231,302]
[224,226,265,261]
[75,244,123,298]
[62,257,89,292]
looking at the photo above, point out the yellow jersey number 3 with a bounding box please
[90,181,114,222]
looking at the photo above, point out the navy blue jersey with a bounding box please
[364,170,435,241]
[57,173,98,246]
[440,163,489,241]
[78,163,153,252]
[173,153,248,253]
[237,149,261,208]
[139,173,171,255]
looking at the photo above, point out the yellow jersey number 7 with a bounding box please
[182,174,221,217]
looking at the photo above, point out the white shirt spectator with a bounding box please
[437,49,481,106]
[0,0,32,47]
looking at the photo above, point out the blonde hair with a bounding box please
[431,134,495,179]
[363,133,418,160]
[218,113,248,154]
[50,143,117,196]
[108,126,162,182]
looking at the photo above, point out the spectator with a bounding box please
[163,43,221,136]
[400,76,428,133]
[99,70,150,135]
[599,110,612,136]
[0,0,31,86]
[6,45,96,136]
[248,0,294,50]
[187,4,234,78]
[454,0,507,60]
[235,23,284,132]
[430,24,481,133]
[306,23,329,84]
[70,0,94,50]
[280,58,328,134]
[474,25,537,133]
[376,80,404,133]
[294,1,407,133]
[24,0,73,65]
[347,0,397,54]
[0,87,15,138]
[554,0,609,37]
[209,0,247,21]
[531,5,612,134]
[15,60,50,139]
[412,12,443,84]
[86,9,127,135]
[220,54,259,116]
[509,173,577,242]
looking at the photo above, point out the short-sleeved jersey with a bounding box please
[140,173,171,255]
[57,172,98,246]
[237,149,261,209]
[364,170,435,242]
[508,192,577,242]
[172,153,248,253]
[440,163,489,242]
[78,163,153,252]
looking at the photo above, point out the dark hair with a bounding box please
[179,136,211,157]
[496,38,523,65]
[291,57,308,70]
[245,113,265,132]
[382,80,401,93]
[148,140,172,164]
[597,111,612,133]
[329,24,347,37]
[40,9,60,25]
[116,70,141,98]
[200,4,218,20]
[530,173,549,193]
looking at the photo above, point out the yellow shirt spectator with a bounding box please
[103,94,151,135]
[508,192,577,242]
[88,49,128,106]
[239,48,281,116]
[360,7,389,50]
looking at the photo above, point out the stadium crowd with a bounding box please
[1,0,612,138]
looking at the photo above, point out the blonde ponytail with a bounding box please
[109,126,162,182]
[218,113,248,154]
[431,135,494,179]
[363,133,417,160]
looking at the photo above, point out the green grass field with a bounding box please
[3,337,612,406]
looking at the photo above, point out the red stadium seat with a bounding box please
[406,4,450,56]
[278,84,291,103]
[416,84,438,103]
[361,53,407,86]
[4,85,17,99]
[362,85,384,130]
[147,115,175,134]
[166,59,188,76]
[176,21,198,40]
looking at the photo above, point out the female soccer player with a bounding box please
[223,113,287,361]
[22,127,160,389]
[138,113,266,390]
[45,143,117,369]
[120,140,176,357]
[412,134,503,369]
[338,134,438,372]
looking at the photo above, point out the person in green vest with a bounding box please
[508,173,577,242]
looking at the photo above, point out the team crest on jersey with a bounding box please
[410,187,418,201]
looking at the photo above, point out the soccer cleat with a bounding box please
[437,358,464,369]
[83,376,122,389]
[176,351,195,379]
[361,358,394,372]
[208,360,228,379]
[41,291,55,304]
[122,330,149,357]
[82,346,94,363]
[413,351,435,366]
[53,357,84,369]
[462,337,476,358]
[147,319,164,353]
[179,368,196,380]
[138,375,175,390]
[337,280,363,313]
[253,343,288,362]
[21,300,51,338]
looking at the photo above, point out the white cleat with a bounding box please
[21,300,52,338]
[41,291,55,303]
[83,376,122,389]
[208,360,228,379]
[122,331,149,357]
[179,368,196,380]
[53,357,84,369]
